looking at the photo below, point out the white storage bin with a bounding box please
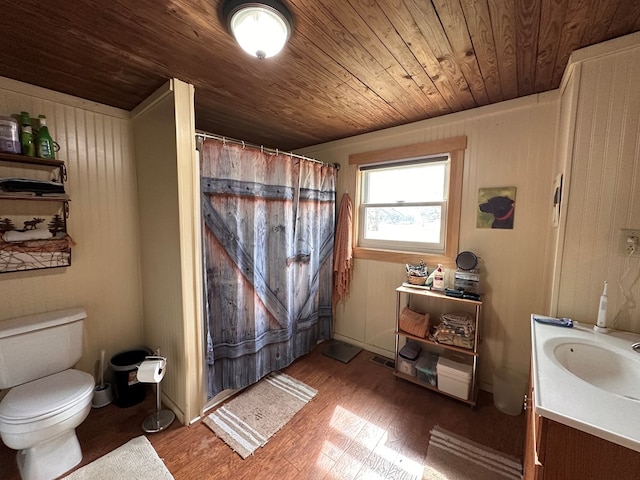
[397,357,417,376]
[437,355,473,400]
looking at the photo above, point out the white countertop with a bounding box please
[531,315,640,453]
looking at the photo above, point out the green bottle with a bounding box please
[20,111,35,157]
[36,114,55,159]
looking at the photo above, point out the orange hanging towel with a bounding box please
[333,192,353,307]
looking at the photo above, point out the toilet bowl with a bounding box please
[0,369,94,479]
[0,308,95,480]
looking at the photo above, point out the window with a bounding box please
[359,156,449,252]
[349,136,466,264]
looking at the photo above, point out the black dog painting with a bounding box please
[477,187,516,229]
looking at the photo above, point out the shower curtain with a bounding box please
[200,138,336,399]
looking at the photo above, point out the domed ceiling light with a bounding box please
[223,0,293,59]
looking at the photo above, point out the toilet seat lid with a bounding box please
[0,369,94,424]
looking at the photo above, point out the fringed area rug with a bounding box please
[203,371,317,459]
[63,436,173,479]
[424,426,522,480]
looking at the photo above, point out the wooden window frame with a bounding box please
[348,136,467,267]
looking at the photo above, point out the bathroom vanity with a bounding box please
[525,316,640,479]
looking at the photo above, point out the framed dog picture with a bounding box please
[477,187,516,229]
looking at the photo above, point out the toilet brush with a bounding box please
[92,349,113,408]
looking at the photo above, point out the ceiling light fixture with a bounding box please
[223,0,293,59]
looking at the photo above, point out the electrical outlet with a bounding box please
[620,229,640,256]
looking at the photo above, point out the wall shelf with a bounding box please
[0,153,71,273]
[0,152,65,167]
[0,194,69,201]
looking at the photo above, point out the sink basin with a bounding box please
[532,316,640,453]
[553,341,640,401]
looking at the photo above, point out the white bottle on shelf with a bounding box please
[433,264,445,291]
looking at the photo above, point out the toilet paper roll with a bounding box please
[137,359,166,383]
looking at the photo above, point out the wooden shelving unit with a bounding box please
[394,284,482,406]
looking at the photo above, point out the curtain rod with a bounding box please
[195,131,339,170]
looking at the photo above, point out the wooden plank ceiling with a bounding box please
[1,1,639,151]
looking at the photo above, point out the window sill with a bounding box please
[353,247,456,268]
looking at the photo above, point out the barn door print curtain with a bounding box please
[201,139,336,399]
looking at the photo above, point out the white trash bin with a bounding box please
[493,367,527,415]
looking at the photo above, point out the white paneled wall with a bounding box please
[132,80,202,424]
[0,78,143,376]
[300,94,558,388]
[556,36,640,333]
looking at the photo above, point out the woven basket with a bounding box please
[407,275,427,285]
[399,307,430,337]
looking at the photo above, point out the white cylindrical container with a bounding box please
[596,281,608,328]
[493,367,527,415]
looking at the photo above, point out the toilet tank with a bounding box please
[0,308,87,389]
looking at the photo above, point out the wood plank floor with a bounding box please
[1,345,525,479]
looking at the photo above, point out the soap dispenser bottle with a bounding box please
[433,264,445,291]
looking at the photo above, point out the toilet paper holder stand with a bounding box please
[138,352,175,433]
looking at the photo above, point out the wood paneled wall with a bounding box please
[0,77,203,424]
[298,93,559,388]
[0,77,144,376]
[554,34,640,333]
[132,79,203,424]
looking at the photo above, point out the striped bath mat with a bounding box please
[425,426,522,480]
[203,371,317,459]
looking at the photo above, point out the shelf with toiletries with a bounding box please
[0,153,71,273]
[394,285,482,407]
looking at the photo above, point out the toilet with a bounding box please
[0,308,95,480]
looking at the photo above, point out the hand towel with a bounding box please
[333,192,353,307]
[3,229,53,243]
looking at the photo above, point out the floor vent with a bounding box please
[370,355,395,370]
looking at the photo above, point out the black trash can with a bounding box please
[110,349,149,408]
